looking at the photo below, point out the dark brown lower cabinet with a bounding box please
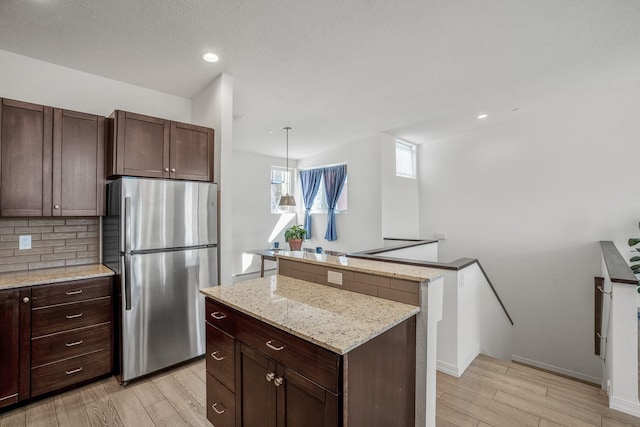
[0,288,31,408]
[0,276,113,410]
[205,297,415,427]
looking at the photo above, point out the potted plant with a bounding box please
[284,224,306,251]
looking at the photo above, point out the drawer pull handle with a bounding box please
[274,376,284,387]
[266,340,284,351]
[266,372,275,382]
[65,290,83,296]
[211,402,225,415]
[211,351,224,361]
[65,367,83,375]
[65,340,83,347]
[65,313,83,319]
[211,311,227,320]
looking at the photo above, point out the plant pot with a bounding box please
[288,239,303,251]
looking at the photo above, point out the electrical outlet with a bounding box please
[607,380,612,395]
[327,270,343,286]
[19,235,31,250]
[435,233,447,240]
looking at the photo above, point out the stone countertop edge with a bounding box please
[200,275,421,355]
[275,250,446,282]
[0,264,115,290]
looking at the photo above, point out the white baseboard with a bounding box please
[610,396,640,418]
[511,354,601,384]
[436,360,461,377]
[459,347,479,375]
[232,269,276,283]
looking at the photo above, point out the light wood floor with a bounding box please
[2,354,640,426]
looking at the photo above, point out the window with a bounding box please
[270,166,295,213]
[310,175,348,213]
[395,140,416,179]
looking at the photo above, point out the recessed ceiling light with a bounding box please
[202,53,219,63]
[268,130,275,134]
[477,114,488,119]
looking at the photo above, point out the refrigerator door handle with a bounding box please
[124,197,132,254]
[123,254,132,311]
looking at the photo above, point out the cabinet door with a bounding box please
[52,109,105,216]
[0,99,53,217]
[170,121,213,182]
[239,344,277,427]
[0,288,31,408]
[278,367,338,427]
[114,111,169,178]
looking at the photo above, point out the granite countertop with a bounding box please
[276,250,445,282]
[200,275,420,355]
[0,264,114,290]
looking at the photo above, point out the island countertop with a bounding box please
[275,250,445,282]
[200,274,420,354]
[0,263,114,290]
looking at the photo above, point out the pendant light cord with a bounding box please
[284,126,291,189]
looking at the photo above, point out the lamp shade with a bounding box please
[279,194,296,207]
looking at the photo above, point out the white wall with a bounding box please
[418,60,640,382]
[230,150,296,277]
[295,135,383,253]
[380,133,420,239]
[0,49,191,120]
[192,74,234,286]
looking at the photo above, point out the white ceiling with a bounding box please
[0,0,638,158]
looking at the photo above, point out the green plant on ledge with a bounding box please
[285,224,306,242]
[284,224,306,251]
[628,238,640,275]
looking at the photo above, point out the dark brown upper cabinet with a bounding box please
[0,99,53,217]
[52,109,105,216]
[0,98,106,217]
[107,110,214,182]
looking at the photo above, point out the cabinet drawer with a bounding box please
[205,297,340,392]
[235,311,340,393]
[32,297,111,337]
[31,349,111,397]
[31,322,111,367]
[205,298,236,335]
[206,372,235,427]
[32,277,111,308]
[206,322,235,392]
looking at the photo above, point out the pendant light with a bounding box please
[278,126,296,207]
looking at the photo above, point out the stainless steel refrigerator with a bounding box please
[103,177,218,383]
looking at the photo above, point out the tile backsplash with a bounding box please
[0,218,99,273]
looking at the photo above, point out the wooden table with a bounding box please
[252,249,347,277]
[252,249,280,277]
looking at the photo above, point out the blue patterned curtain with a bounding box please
[299,168,323,238]
[323,165,347,241]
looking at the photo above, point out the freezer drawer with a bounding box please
[120,247,218,382]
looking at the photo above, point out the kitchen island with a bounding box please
[200,251,445,427]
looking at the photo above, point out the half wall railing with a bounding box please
[349,238,513,376]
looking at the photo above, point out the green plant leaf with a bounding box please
[629,238,640,247]
[631,264,640,272]
[631,256,640,262]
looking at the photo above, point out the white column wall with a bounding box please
[192,74,234,286]
[380,133,420,239]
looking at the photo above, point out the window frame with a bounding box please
[395,139,417,179]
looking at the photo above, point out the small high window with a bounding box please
[395,140,416,179]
